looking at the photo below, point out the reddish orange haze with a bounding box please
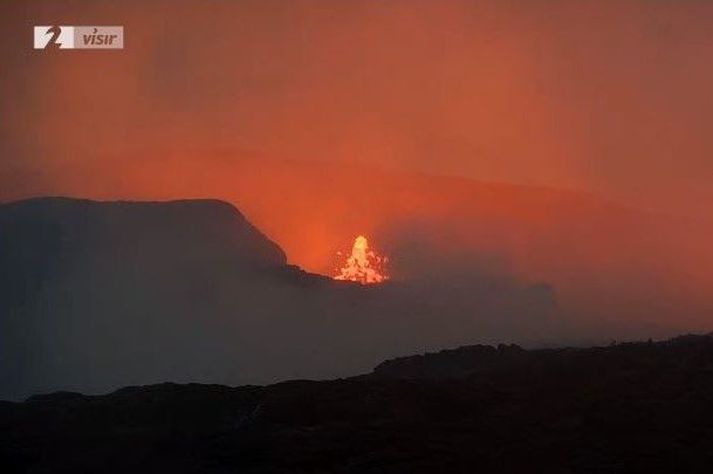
[1,0,713,331]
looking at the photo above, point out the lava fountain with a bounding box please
[334,235,389,284]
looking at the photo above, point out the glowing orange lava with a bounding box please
[334,235,389,284]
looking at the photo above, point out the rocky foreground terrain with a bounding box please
[3,334,713,473]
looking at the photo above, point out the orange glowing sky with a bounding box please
[3,0,713,217]
[2,0,713,325]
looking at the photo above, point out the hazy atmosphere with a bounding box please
[2,0,713,394]
[3,0,713,217]
[4,2,713,472]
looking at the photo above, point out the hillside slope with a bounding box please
[3,334,713,473]
[0,197,554,400]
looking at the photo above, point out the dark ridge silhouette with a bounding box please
[0,197,555,401]
[372,333,713,380]
[2,334,713,473]
[0,197,287,306]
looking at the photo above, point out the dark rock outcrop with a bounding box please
[3,334,713,473]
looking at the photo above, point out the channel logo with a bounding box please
[34,26,124,49]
